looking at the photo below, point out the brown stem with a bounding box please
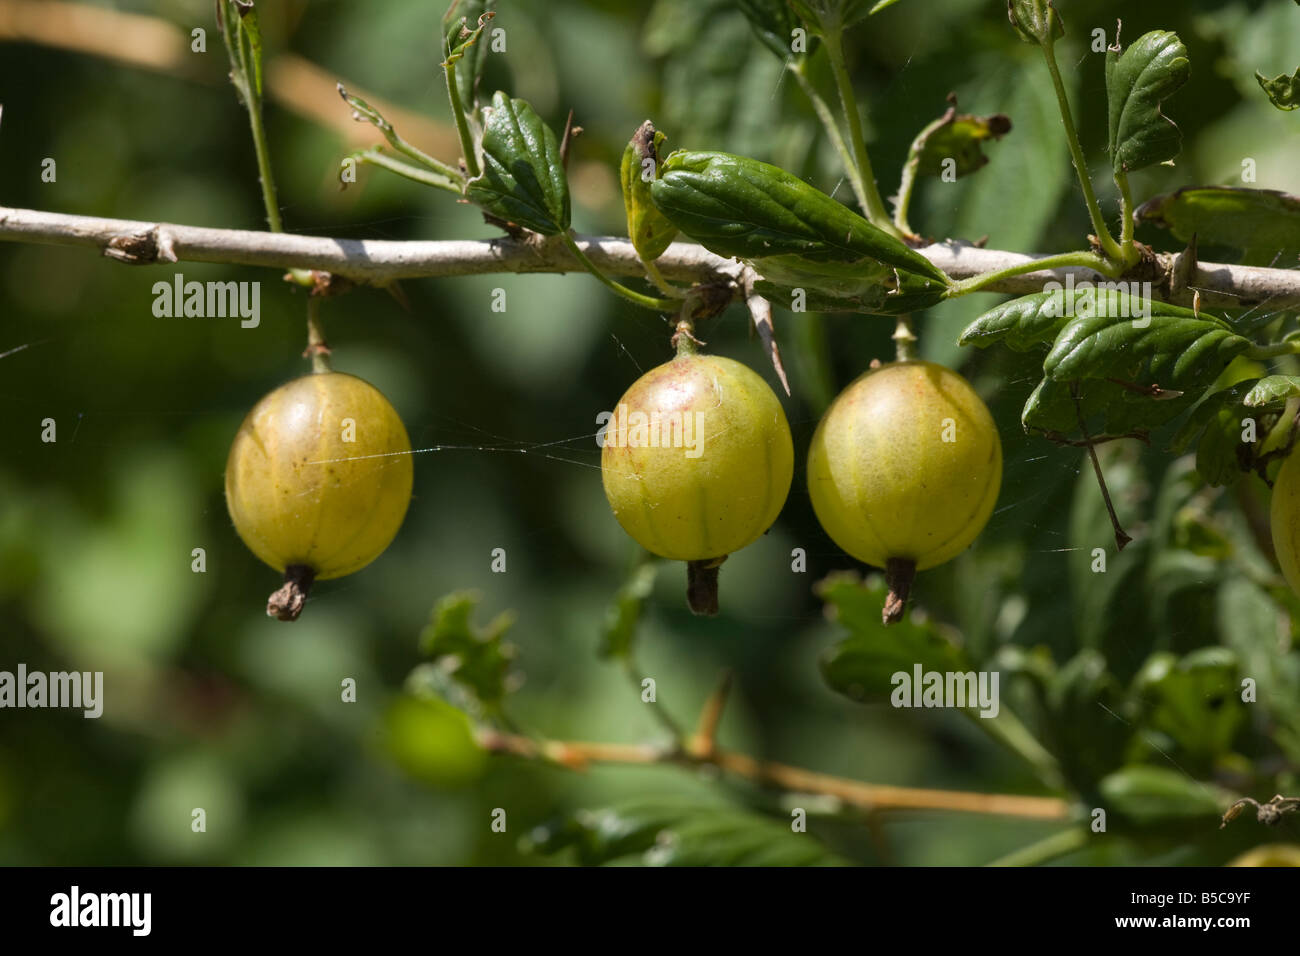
[477,730,1069,819]
[686,556,725,616]
[267,564,314,621]
[689,670,733,759]
[304,296,332,373]
[883,557,916,625]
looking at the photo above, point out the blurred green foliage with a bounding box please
[0,0,1297,867]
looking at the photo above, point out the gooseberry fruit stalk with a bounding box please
[225,371,414,620]
[601,338,794,615]
[807,360,1002,624]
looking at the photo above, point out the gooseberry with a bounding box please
[1270,447,1300,597]
[601,347,793,614]
[225,371,413,620]
[807,360,1001,623]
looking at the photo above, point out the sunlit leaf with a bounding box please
[467,92,570,235]
[1106,31,1190,174]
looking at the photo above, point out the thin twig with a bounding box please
[1071,382,1133,551]
[689,670,733,759]
[478,729,1070,819]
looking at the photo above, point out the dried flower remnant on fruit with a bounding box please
[808,361,1002,624]
[601,353,793,615]
[225,372,413,621]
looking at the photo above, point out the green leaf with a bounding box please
[1097,766,1225,827]
[467,92,571,235]
[1256,67,1300,110]
[1217,576,1300,754]
[1020,373,1198,438]
[599,559,660,660]
[1132,649,1244,765]
[1046,651,1131,790]
[1006,0,1062,45]
[1105,30,1191,175]
[418,590,517,712]
[913,110,1012,179]
[1044,312,1250,389]
[752,258,946,315]
[788,0,877,33]
[733,0,804,58]
[442,1,495,111]
[1135,186,1300,267]
[1244,375,1300,407]
[1196,400,1256,487]
[238,4,264,99]
[960,291,1076,352]
[1168,375,1260,454]
[650,150,951,284]
[620,122,678,263]
[522,800,849,866]
[817,572,966,703]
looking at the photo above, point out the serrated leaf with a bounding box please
[1044,312,1249,388]
[1257,67,1300,110]
[1098,766,1225,827]
[523,800,849,866]
[467,92,570,235]
[650,150,950,284]
[913,110,1012,179]
[1244,375,1300,407]
[1135,186,1300,267]
[960,291,1075,352]
[817,572,965,703]
[599,559,660,659]
[418,590,517,711]
[620,122,678,263]
[1105,30,1191,174]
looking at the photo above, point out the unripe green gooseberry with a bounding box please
[601,351,794,614]
[1269,448,1300,597]
[225,371,413,620]
[807,360,1001,623]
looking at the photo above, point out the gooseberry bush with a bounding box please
[3,0,1300,868]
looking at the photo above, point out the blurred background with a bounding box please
[0,0,1298,866]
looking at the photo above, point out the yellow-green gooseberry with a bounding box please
[601,350,793,614]
[807,360,1001,623]
[1269,447,1300,598]
[225,371,413,620]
